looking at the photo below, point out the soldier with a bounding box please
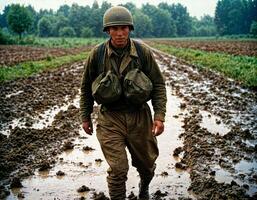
[80,6,167,200]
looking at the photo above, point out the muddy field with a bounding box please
[0,42,257,199]
[0,45,92,66]
[144,40,257,57]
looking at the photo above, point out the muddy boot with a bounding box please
[138,179,150,200]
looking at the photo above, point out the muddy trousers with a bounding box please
[96,105,159,200]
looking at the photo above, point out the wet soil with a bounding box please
[0,61,84,127]
[152,49,257,199]
[0,42,256,199]
[0,45,92,66]
[144,40,257,57]
[0,61,85,179]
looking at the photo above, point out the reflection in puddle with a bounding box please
[32,95,80,129]
[200,110,230,136]
[235,160,257,174]
[6,90,24,98]
[0,95,80,136]
[8,86,194,199]
[0,118,24,136]
[213,160,257,196]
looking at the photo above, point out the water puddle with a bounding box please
[0,118,25,136]
[32,95,80,129]
[0,95,80,136]
[7,86,194,199]
[6,90,24,98]
[200,110,230,136]
[213,160,257,196]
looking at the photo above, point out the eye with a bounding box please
[121,26,128,30]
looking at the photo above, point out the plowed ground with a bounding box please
[0,45,92,66]
[144,40,257,56]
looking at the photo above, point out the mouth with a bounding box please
[116,38,125,42]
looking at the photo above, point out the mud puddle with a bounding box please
[7,86,194,199]
[199,110,230,136]
[213,160,257,195]
[0,94,80,136]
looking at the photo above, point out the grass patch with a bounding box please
[0,52,89,83]
[1,35,105,48]
[30,37,105,48]
[151,43,257,87]
[145,36,257,42]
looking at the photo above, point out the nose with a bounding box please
[116,28,123,36]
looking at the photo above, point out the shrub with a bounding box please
[0,28,15,44]
[59,27,75,37]
[250,21,257,37]
[81,27,93,38]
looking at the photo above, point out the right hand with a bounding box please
[82,120,93,135]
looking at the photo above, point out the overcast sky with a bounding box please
[0,0,218,18]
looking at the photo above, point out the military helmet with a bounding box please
[103,6,134,31]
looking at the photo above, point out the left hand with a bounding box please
[152,120,164,136]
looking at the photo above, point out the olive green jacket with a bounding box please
[80,39,166,122]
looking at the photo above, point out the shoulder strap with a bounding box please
[96,42,106,74]
[133,40,147,70]
[96,41,147,74]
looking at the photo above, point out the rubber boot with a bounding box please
[138,179,151,200]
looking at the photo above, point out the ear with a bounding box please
[106,27,110,35]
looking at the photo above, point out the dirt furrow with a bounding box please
[0,45,92,66]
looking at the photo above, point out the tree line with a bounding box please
[0,0,256,40]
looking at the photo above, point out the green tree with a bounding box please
[142,4,176,37]
[250,0,257,21]
[26,5,37,34]
[81,27,93,37]
[192,15,217,36]
[119,2,137,14]
[215,0,252,35]
[0,28,14,44]
[52,15,69,36]
[100,1,112,13]
[89,3,102,37]
[154,9,176,37]
[228,0,247,34]
[250,21,257,36]
[161,3,192,36]
[37,16,52,37]
[0,5,11,28]
[133,10,152,37]
[68,3,91,36]
[59,26,75,37]
[92,0,99,9]
[7,4,33,38]
[57,5,70,18]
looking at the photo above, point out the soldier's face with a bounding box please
[108,25,130,48]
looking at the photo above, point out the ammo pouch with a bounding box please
[123,68,153,105]
[92,70,122,104]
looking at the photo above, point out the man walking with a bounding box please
[80,6,167,200]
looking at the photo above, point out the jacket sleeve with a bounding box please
[80,47,97,122]
[143,46,167,122]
